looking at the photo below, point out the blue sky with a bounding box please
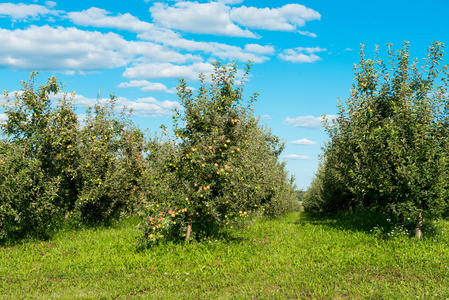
[0,0,447,189]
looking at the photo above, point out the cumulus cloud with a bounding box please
[244,44,275,55]
[282,154,312,160]
[123,62,215,80]
[150,2,257,38]
[139,31,272,63]
[124,97,182,116]
[291,138,317,145]
[70,93,181,117]
[298,30,317,38]
[0,3,58,20]
[283,115,336,128]
[217,0,244,4]
[66,8,272,63]
[45,1,57,8]
[0,25,197,71]
[204,42,271,63]
[68,7,156,33]
[148,2,321,37]
[230,4,320,31]
[118,80,174,93]
[278,47,327,63]
[295,47,327,54]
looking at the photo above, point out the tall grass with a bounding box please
[1,211,449,299]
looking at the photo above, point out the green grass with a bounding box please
[1,212,449,299]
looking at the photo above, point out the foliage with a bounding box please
[140,62,299,244]
[0,72,146,240]
[0,65,298,242]
[304,41,449,223]
[74,97,146,224]
[0,142,62,240]
[0,73,67,239]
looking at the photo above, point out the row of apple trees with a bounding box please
[0,63,300,243]
[303,41,449,237]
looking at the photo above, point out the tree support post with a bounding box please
[185,216,193,241]
[415,211,423,239]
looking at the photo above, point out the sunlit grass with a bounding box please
[1,211,449,299]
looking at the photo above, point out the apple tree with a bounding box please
[304,41,449,237]
[139,62,299,244]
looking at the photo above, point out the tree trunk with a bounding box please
[185,216,193,241]
[415,211,423,239]
[398,212,404,223]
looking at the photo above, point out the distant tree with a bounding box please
[75,97,146,224]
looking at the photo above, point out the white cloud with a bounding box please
[124,97,182,116]
[0,3,58,20]
[0,25,197,71]
[66,8,271,63]
[67,7,183,43]
[294,47,327,54]
[278,47,327,63]
[344,48,353,51]
[279,51,320,63]
[45,1,57,8]
[244,44,275,55]
[150,2,257,38]
[291,138,317,145]
[139,31,272,63]
[67,7,154,33]
[298,30,317,38]
[205,42,271,63]
[282,154,312,160]
[118,80,174,93]
[217,0,244,4]
[71,93,181,117]
[123,62,215,80]
[284,115,336,128]
[230,4,320,31]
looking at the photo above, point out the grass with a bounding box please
[1,211,449,299]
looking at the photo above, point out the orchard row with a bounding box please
[0,62,300,244]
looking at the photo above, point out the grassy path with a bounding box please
[1,212,449,299]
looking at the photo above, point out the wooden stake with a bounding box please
[185,216,192,241]
[415,211,423,239]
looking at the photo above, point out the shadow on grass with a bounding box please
[135,219,250,252]
[0,215,143,247]
[293,208,443,240]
